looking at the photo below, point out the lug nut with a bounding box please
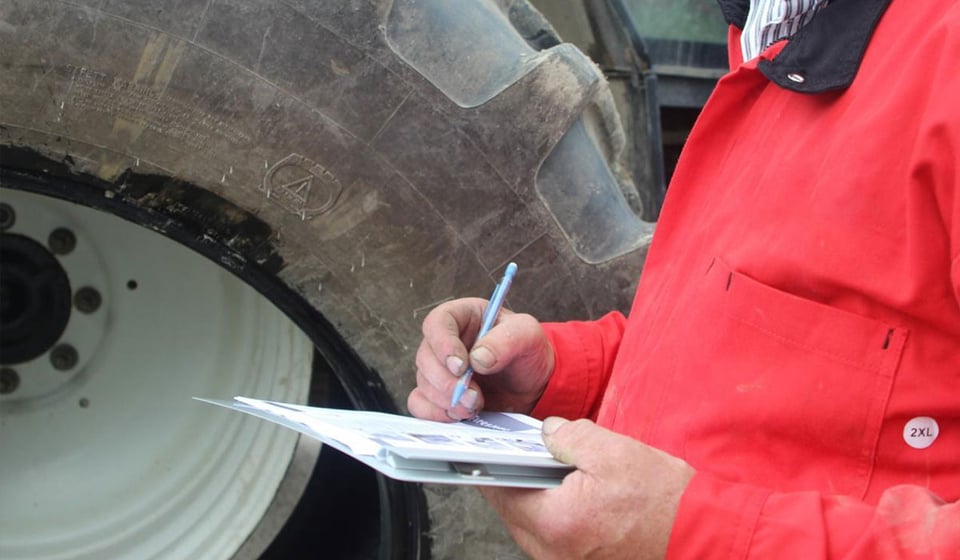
[0,203,14,231]
[74,286,102,314]
[0,368,20,395]
[48,227,77,255]
[50,344,79,371]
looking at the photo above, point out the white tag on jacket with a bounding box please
[903,417,939,449]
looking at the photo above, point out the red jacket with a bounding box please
[533,0,960,557]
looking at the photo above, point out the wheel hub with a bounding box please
[0,196,110,405]
[0,233,73,365]
[1,188,311,559]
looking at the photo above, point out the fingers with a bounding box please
[407,362,483,421]
[405,389,449,422]
[479,486,544,533]
[480,480,591,560]
[410,297,551,420]
[420,297,489,376]
[541,418,637,471]
[407,386,479,422]
[467,312,544,373]
[410,328,483,420]
[540,417,694,483]
[480,487,550,559]
[479,422,697,560]
[410,298,499,420]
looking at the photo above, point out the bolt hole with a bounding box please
[48,227,77,255]
[127,279,138,290]
[50,344,79,371]
[0,203,15,230]
[79,397,90,408]
[74,286,102,314]
[0,368,20,395]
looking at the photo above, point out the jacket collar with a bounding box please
[715,0,894,93]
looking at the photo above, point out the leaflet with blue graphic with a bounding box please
[196,396,572,488]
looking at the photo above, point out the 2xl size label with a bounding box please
[902,417,939,449]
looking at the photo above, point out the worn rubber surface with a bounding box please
[0,0,649,557]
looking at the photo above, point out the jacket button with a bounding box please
[786,72,806,84]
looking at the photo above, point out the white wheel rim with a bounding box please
[0,188,312,559]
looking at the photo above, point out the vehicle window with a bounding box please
[623,0,728,73]
[624,0,727,45]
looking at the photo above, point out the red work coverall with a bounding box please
[532,0,959,557]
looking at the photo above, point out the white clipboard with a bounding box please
[197,397,573,488]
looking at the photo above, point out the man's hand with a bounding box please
[481,418,695,560]
[407,297,554,421]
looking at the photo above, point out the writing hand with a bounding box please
[407,297,554,421]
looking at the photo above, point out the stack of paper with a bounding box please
[197,397,573,488]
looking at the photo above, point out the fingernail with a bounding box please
[470,346,495,369]
[446,355,464,376]
[542,416,568,435]
[458,388,478,411]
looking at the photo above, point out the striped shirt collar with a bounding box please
[716,0,894,93]
[740,0,828,61]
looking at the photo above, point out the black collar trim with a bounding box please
[715,0,894,93]
[716,0,750,29]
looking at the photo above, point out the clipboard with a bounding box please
[197,397,573,488]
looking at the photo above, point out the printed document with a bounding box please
[197,397,573,488]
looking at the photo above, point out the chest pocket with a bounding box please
[676,259,907,498]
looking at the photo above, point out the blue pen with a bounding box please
[450,262,518,408]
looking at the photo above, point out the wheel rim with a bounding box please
[0,188,312,559]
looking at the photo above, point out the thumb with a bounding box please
[541,417,621,470]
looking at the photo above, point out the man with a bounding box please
[408,0,960,557]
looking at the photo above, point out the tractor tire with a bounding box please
[0,0,652,558]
